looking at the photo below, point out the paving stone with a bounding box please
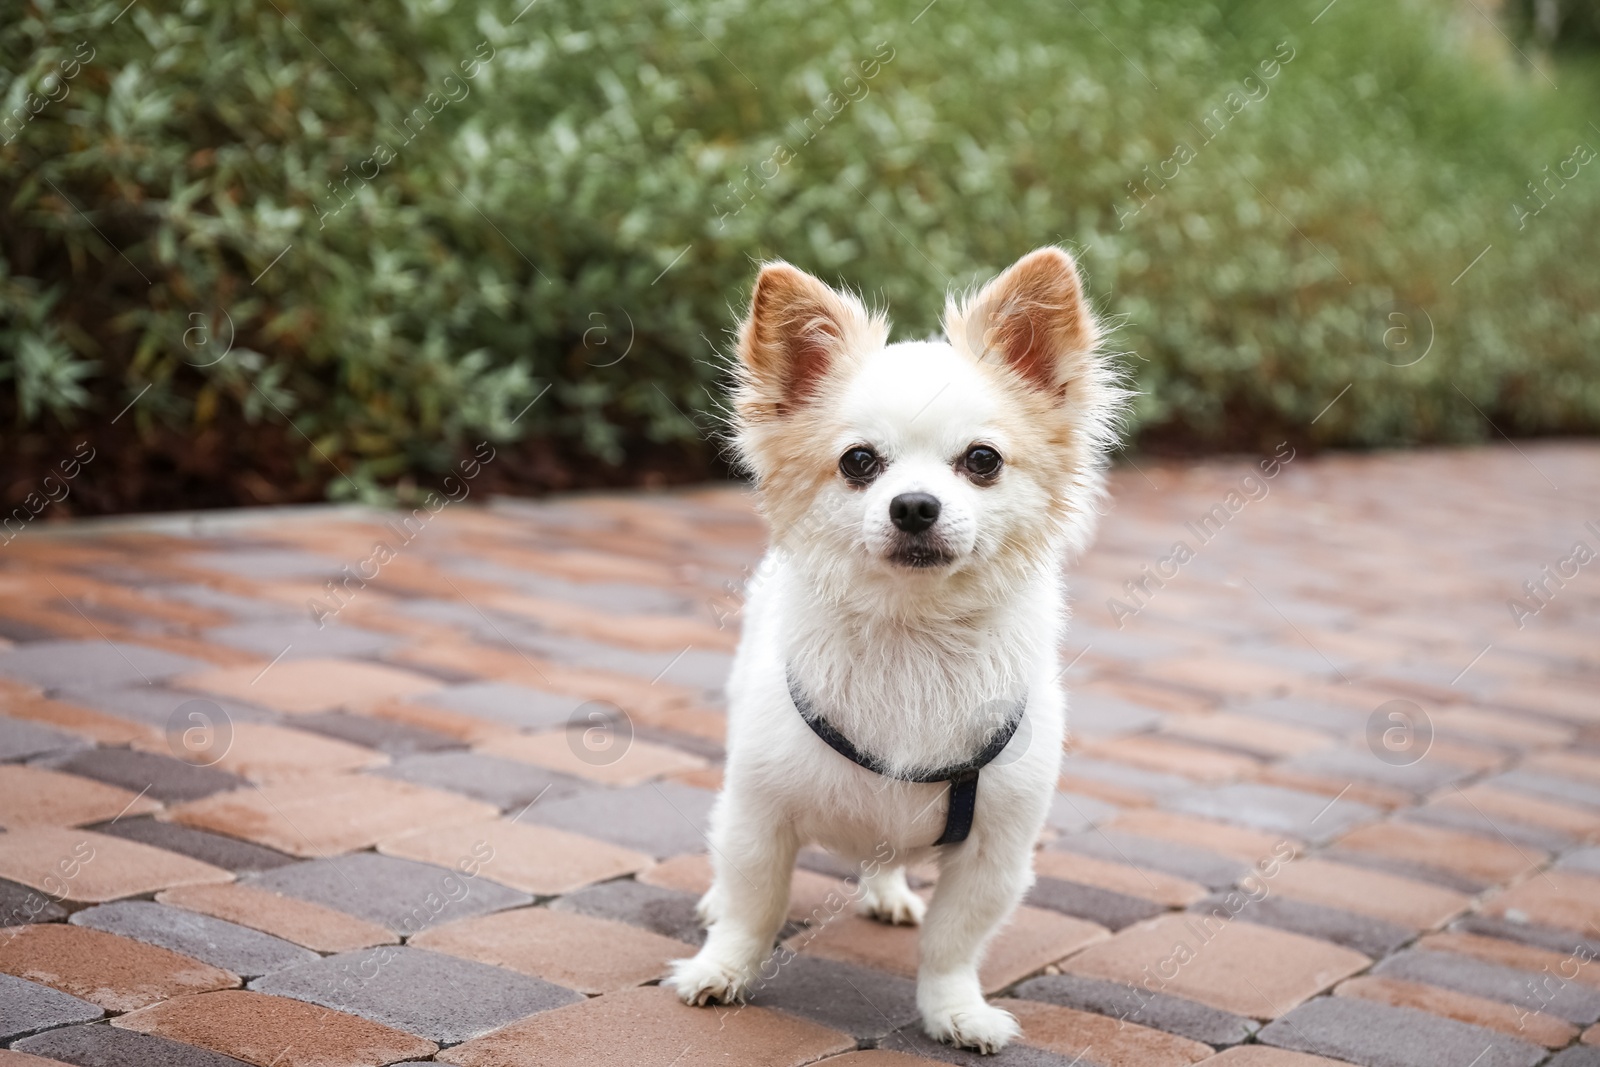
[1032,850,1209,907]
[158,882,397,954]
[70,900,317,980]
[177,658,443,715]
[1046,791,1121,835]
[1061,913,1369,1019]
[47,747,247,802]
[377,817,652,896]
[1550,1049,1600,1067]
[1194,1048,1357,1067]
[1166,782,1378,845]
[1282,746,1476,796]
[1190,890,1415,958]
[1251,767,1414,813]
[1333,821,1546,889]
[1373,948,1600,1024]
[1049,829,1250,890]
[1450,915,1600,959]
[13,1023,254,1066]
[0,714,86,761]
[201,721,388,783]
[1318,846,1488,894]
[112,988,438,1066]
[1229,696,1363,735]
[1109,810,1295,864]
[1064,690,1165,740]
[997,998,1216,1067]
[1481,870,1600,933]
[412,905,692,993]
[292,710,464,755]
[184,547,346,579]
[1401,805,1574,852]
[49,684,278,730]
[1258,994,1547,1067]
[526,780,716,857]
[1560,846,1600,875]
[1267,858,1469,929]
[1493,768,1600,811]
[876,1026,1090,1066]
[146,582,303,621]
[550,879,707,945]
[249,945,582,1045]
[0,826,232,903]
[0,764,160,827]
[168,771,497,856]
[786,903,1108,994]
[0,974,103,1042]
[408,681,591,731]
[206,619,401,661]
[0,640,211,690]
[812,1054,947,1067]
[1140,655,1306,701]
[1336,975,1578,1048]
[483,628,733,694]
[243,850,529,936]
[0,922,238,1011]
[0,876,67,926]
[0,694,161,747]
[1026,875,1165,931]
[1418,931,1600,991]
[435,985,854,1067]
[641,852,850,925]
[488,729,707,787]
[1058,757,1198,805]
[1158,712,1334,760]
[1013,973,1259,1046]
[93,816,297,872]
[372,750,595,810]
[749,954,921,1042]
[1081,735,1262,784]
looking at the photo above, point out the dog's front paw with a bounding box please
[859,880,926,926]
[923,1001,1021,1054]
[667,952,751,1007]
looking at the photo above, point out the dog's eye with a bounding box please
[962,445,1003,480]
[839,447,881,482]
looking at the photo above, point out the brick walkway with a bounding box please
[0,443,1597,1067]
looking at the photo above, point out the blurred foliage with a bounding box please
[1507,0,1600,51]
[2,0,1599,512]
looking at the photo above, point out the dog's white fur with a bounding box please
[667,248,1123,1053]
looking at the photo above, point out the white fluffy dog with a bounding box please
[668,248,1123,1053]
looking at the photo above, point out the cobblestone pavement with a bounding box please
[1,442,1598,1067]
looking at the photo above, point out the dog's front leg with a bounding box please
[916,834,1033,1053]
[667,803,798,1006]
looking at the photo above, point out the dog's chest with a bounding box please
[788,623,1033,775]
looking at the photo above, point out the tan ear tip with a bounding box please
[1020,245,1079,272]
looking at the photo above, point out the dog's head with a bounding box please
[731,248,1124,605]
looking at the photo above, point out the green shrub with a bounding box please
[3,0,1598,512]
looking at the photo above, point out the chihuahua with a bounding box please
[668,248,1123,1052]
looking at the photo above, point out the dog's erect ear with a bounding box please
[945,247,1099,394]
[737,262,880,418]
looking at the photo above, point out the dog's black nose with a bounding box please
[889,492,941,534]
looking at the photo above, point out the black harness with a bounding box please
[786,668,1027,846]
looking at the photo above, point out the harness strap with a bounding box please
[786,668,1026,846]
